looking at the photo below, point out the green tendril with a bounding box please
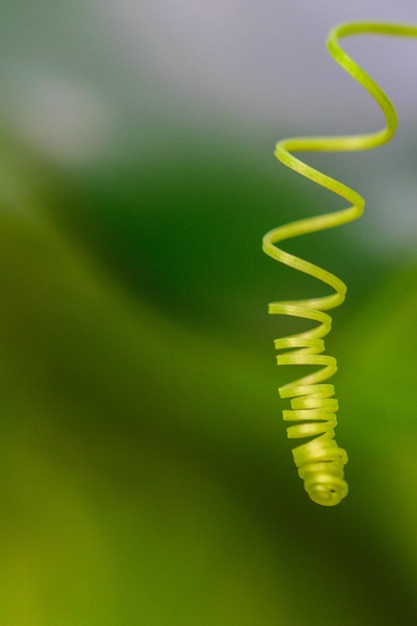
[263,21,417,506]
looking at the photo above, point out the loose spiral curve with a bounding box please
[263,22,417,506]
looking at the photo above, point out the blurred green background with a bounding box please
[1,2,417,625]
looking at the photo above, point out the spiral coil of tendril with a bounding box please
[263,22,417,506]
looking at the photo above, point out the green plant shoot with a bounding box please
[263,21,417,506]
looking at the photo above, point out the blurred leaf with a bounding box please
[0,209,416,623]
[338,265,417,600]
[47,145,387,332]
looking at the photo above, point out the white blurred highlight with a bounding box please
[3,70,115,167]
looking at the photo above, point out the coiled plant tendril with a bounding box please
[263,21,417,506]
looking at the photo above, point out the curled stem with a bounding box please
[263,21,417,506]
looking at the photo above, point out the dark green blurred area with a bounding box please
[1,128,417,626]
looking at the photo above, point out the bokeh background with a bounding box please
[1,1,417,624]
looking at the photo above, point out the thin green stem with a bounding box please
[263,21,417,506]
